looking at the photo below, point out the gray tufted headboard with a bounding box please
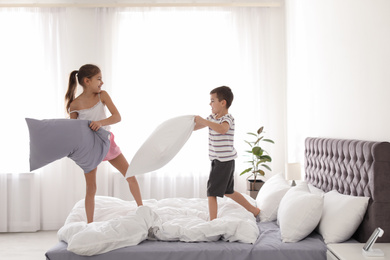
[304,137,390,243]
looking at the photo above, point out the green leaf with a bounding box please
[255,169,265,176]
[256,159,268,165]
[240,167,253,176]
[247,132,257,137]
[263,138,275,144]
[261,164,272,171]
[259,155,272,162]
[252,146,263,156]
[244,140,253,147]
[256,160,268,166]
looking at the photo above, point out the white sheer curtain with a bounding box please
[99,6,286,199]
[0,7,69,231]
[0,6,285,231]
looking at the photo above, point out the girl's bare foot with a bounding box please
[254,208,261,222]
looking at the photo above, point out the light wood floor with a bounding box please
[0,230,58,260]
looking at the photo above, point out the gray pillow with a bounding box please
[25,118,110,173]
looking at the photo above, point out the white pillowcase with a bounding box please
[126,115,195,178]
[308,183,325,196]
[277,182,324,243]
[317,190,369,244]
[255,173,290,222]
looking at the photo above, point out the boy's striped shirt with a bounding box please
[207,113,237,162]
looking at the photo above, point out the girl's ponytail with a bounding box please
[65,64,101,115]
[65,70,79,114]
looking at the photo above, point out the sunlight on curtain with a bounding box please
[0,9,46,173]
[0,8,67,173]
[0,6,285,231]
[109,8,240,183]
[105,7,286,193]
[0,8,68,231]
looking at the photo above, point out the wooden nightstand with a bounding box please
[327,243,390,260]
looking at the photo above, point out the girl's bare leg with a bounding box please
[109,153,143,206]
[225,191,260,217]
[84,168,98,223]
[208,196,218,221]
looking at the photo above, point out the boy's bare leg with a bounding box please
[225,191,260,217]
[109,153,143,206]
[84,168,98,223]
[208,196,218,221]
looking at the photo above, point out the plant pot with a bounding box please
[246,179,264,199]
[247,179,264,191]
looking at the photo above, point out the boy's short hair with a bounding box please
[210,86,234,109]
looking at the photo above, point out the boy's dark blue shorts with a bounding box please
[207,159,235,197]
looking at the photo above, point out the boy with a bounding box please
[194,86,260,221]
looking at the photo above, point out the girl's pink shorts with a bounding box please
[103,132,122,161]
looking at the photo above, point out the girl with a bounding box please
[65,64,143,223]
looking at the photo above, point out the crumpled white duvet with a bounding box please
[58,195,259,256]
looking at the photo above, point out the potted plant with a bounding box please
[240,126,274,198]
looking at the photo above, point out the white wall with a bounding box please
[285,0,390,164]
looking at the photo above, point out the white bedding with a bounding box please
[58,195,259,256]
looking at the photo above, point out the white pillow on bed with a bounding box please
[277,182,323,243]
[317,190,369,244]
[125,115,195,178]
[255,173,290,222]
[308,183,325,196]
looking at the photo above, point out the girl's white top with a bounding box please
[69,94,111,131]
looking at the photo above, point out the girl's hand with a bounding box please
[89,121,102,131]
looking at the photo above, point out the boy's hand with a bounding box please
[194,115,204,125]
[194,116,207,130]
[195,115,229,134]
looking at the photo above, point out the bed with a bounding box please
[45,137,390,260]
[305,137,390,243]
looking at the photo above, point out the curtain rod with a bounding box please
[0,2,281,8]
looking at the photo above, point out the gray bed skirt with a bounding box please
[46,221,326,260]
